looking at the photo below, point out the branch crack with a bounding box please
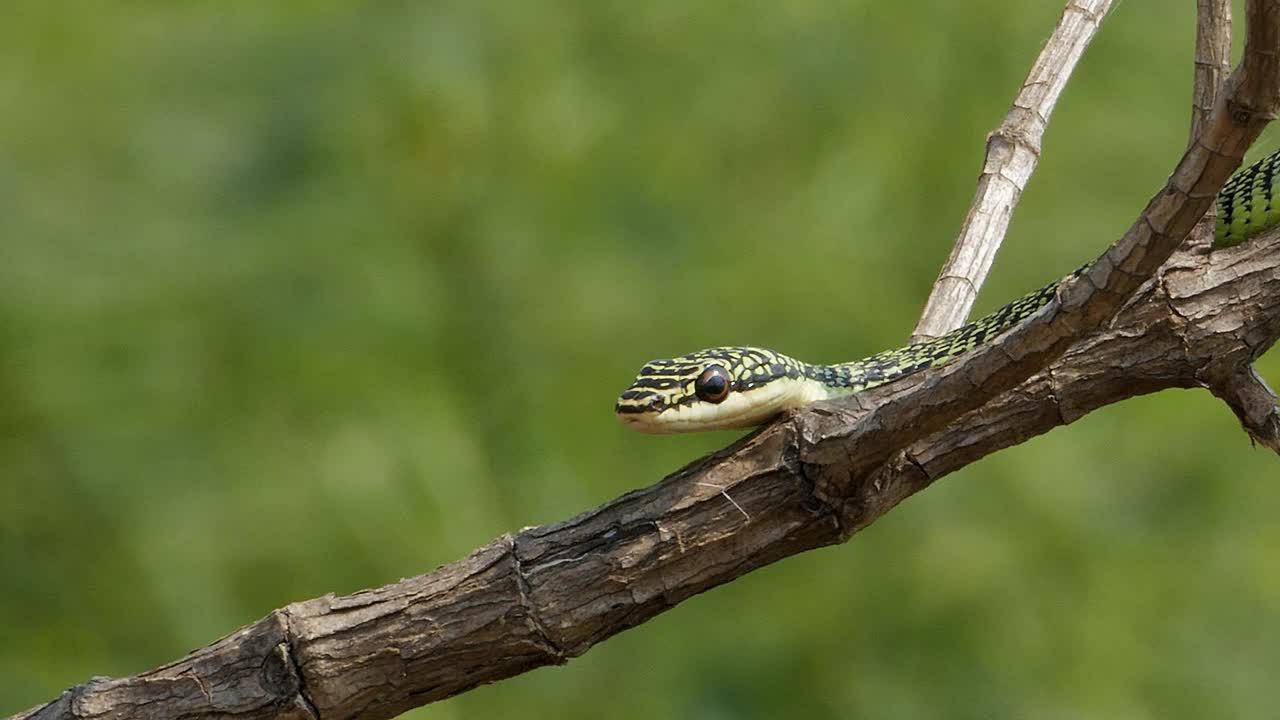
[279,615,322,720]
[507,534,569,664]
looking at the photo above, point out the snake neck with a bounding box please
[617,148,1280,434]
[801,274,1068,398]
[802,145,1280,396]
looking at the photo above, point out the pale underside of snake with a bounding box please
[615,149,1280,433]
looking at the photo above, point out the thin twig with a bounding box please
[911,0,1115,343]
[809,0,1280,503]
[1191,0,1234,148]
[10,3,1280,719]
[12,225,1280,720]
[696,482,752,521]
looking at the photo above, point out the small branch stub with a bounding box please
[1211,368,1280,453]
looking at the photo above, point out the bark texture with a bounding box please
[10,1,1280,719]
[11,230,1279,720]
[1191,0,1234,147]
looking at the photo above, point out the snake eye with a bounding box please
[694,365,731,404]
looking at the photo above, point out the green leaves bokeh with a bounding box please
[2,1,1277,717]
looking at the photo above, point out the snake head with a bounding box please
[614,347,814,433]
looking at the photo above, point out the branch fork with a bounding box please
[11,1,1280,719]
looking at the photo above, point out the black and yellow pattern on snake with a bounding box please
[616,149,1280,433]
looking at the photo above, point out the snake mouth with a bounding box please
[616,406,675,433]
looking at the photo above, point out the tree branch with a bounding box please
[809,0,1280,494]
[1208,366,1280,451]
[11,2,1280,720]
[12,227,1280,720]
[1191,0,1233,147]
[912,0,1115,343]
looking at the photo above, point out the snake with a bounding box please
[615,148,1280,433]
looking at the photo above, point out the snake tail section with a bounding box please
[1216,149,1280,247]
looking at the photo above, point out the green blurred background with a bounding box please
[3,1,1278,718]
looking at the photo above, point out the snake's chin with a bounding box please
[615,409,764,434]
[615,382,813,433]
[615,411,679,434]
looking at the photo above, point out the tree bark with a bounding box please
[10,2,1280,719]
[11,229,1279,720]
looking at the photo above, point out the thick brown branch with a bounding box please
[807,0,1280,498]
[909,231,1280,483]
[912,0,1115,342]
[12,227,1280,720]
[11,3,1280,720]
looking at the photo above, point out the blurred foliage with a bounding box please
[2,1,1278,718]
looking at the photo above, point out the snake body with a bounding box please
[616,149,1280,433]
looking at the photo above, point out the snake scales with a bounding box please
[615,149,1280,433]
